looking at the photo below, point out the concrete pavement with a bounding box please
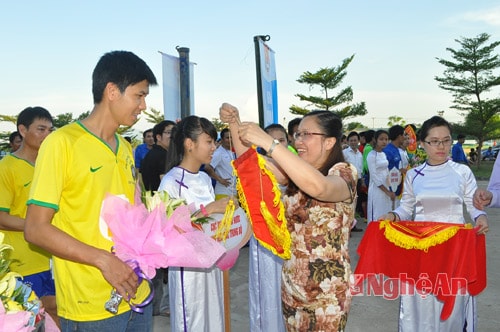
[154,180,500,331]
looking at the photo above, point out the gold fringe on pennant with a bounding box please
[214,199,235,242]
[380,220,472,252]
[259,201,289,257]
[256,153,291,259]
[232,150,291,260]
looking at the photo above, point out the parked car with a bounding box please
[481,146,500,160]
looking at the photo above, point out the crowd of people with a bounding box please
[0,49,492,332]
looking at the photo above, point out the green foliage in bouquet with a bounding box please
[141,190,213,226]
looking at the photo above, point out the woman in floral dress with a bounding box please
[220,104,357,331]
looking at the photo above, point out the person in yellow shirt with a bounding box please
[0,106,57,326]
[24,51,157,331]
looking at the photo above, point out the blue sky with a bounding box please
[1,0,500,133]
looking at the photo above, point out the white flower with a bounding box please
[143,190,186,217]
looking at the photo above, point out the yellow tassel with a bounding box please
[215,199,235,242]
[259,201,291,259]
[380,220,471,252]
[231,151,292,260]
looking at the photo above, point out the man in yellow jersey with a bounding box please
[0,106,57,326]
[25,51,157,331]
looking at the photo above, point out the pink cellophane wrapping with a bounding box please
[215,247,240,271]
[0,304,34,332]
[101,195,226,279]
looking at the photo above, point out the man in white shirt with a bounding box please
[343,131,365,231]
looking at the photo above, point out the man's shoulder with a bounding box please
[0,154,31,169]
[214,145,227,154]
[154,145,167,154]
[211,146,227,161]
[0,154,14,166]
[143,145,166,162]
[383,143,398,154]
[135,143,148,152]
[42,123,98,153]
[46,122,83,141]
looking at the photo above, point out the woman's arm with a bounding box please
[221,103,351,202]
[219,103,288,185]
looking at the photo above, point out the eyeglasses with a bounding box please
[424,138,452,147]
[293,131,326,141]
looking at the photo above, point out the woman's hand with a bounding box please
[378,211,399,221]
[237,122,273,150]
[219,103,240,125]
[205,196,239,215]
[475,214,489,235]
[380,185,396,201]
[473,188,492,210]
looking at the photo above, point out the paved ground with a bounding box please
[154,180,500,331]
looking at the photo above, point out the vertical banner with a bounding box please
[254,36,278,128]
[160,51,195,121]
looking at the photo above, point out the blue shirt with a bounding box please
[451,143,468,164]
[134,143,151,170]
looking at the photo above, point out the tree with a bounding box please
[0,109,139,151]
[142,107,164,124]
[53,113,76,128]
[289,54,367,122]
[0,116,17,152]
[387,116,406,127]
[77,111,91,121]
[211,118,227,132]
[0,115,16,125]
[435,33,500,164]
[346,122,367,132]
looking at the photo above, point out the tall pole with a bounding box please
[176,46,191,118]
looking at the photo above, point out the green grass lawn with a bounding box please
[471,160,495,180]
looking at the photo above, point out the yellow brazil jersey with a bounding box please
[0,154,51,276]
[27,121,146,321]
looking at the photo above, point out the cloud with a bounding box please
[455,6,500,26]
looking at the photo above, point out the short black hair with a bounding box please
[9,131,21,144]
[153,120,176,143]
[219,127,230,140]
[347,131,360,140]
[287,117,302,136]
[17,106,53,129]
[142,128,153,139]
[388,125,405,141]
[362,130,375,143]
[265,123,287,137]
[92,50,157,104]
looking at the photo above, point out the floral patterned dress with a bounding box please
[281,162,357,332]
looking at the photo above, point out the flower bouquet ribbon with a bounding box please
[353,221,486,320]
[104,259,154,314]
[232,147,291,260]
